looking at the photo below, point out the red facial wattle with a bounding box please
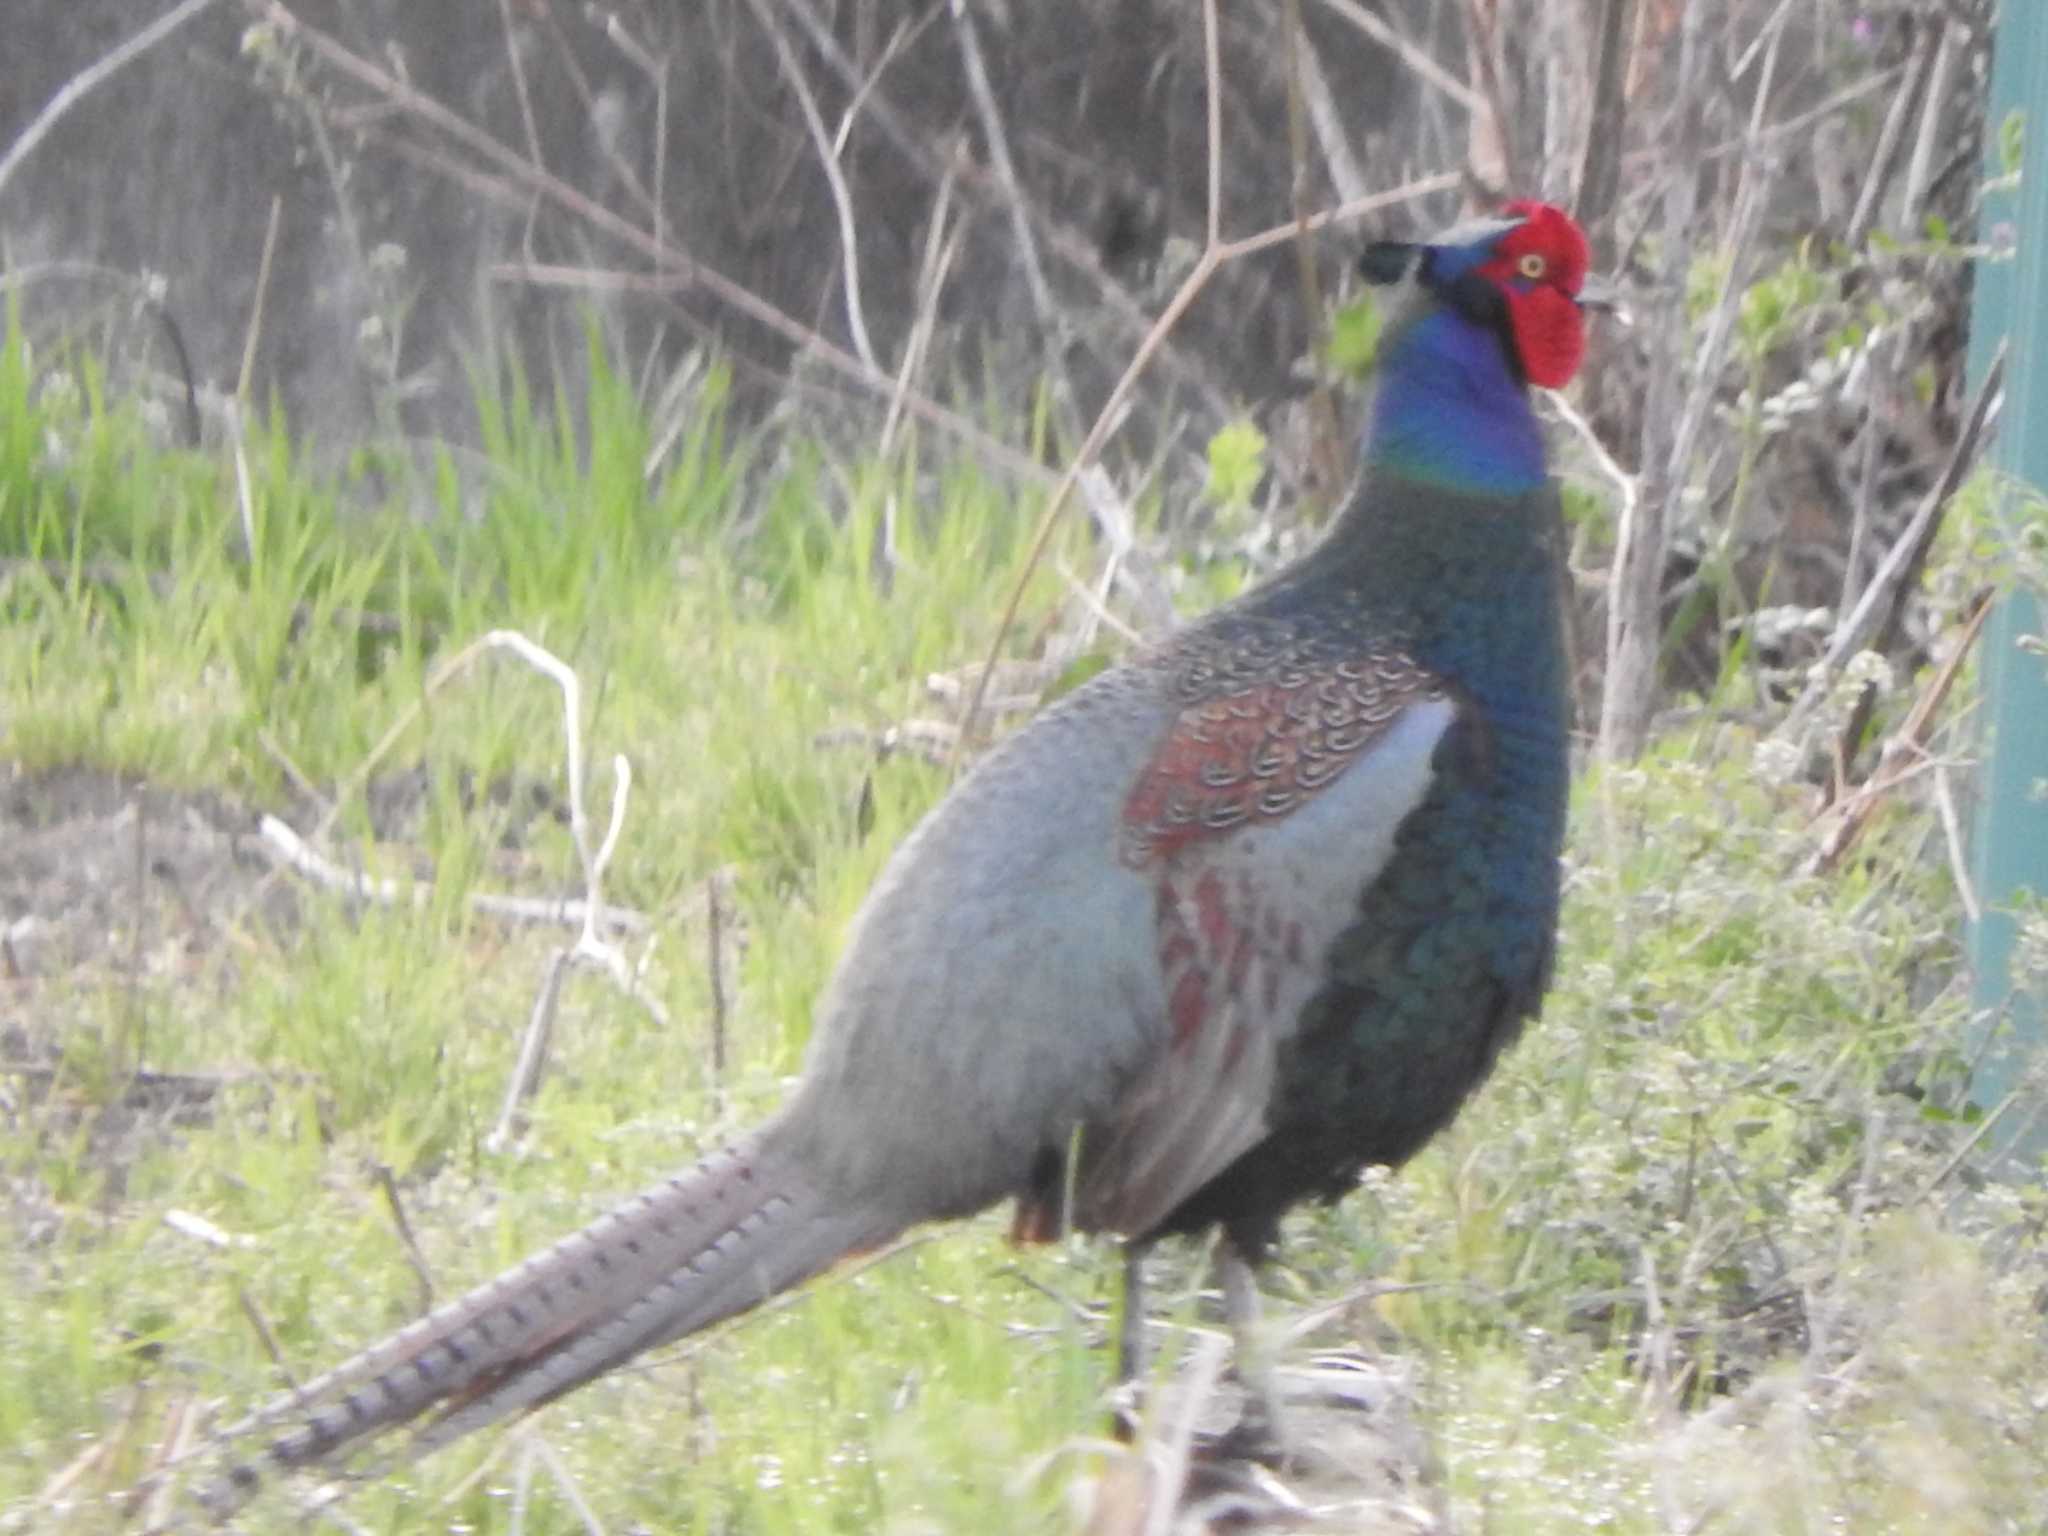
[1504,287,1587,388]
[1477,201,1592,389]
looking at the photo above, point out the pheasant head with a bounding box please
[1357,201,1608,495]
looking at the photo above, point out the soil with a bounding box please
[0,764,293,1215]
[1,764,281,1001]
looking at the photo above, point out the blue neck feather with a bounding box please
[1365,306,1546,497]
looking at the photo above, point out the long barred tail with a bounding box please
[197,1128,893,1521]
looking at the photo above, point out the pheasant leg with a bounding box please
[1217,1237,1284,1447]
[1116,1242,1151,1384]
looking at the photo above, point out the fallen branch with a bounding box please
[257,628,676,1151]
[257,815,649,936]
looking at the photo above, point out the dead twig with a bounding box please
[1803,590,1990,876]
[526,1433,609,1536]
[1913,1082,2034,1204]
[32,1438,111,1520]
[1933,761,1979,924]
[1602,0,1774,762]
[256,632,673,1136]
[1547,384,1638,540]
[1281,0,1346,505]
[254,0,1093,487]
[746,0,879,373]
[1310,0,1485,117]
[256,726,328,814]
[1899,18,1961,231]
[878,148,963,462]
[1777,343,2005,744]
[1844,15,1943,251]
[371,1162,437,1313]
[705,872,730,1108]
[0,1059,266,1093]
[1285,6,1368,204]
[811,720,960,766]
[1575,0,1636,253]
[770,0,1228,418]
[0,0,223,200]
[256,815,650,936]
[1458,0,1517,194]
[947,0,1064,403]
[236,194,285,405]
[1145,1330,1231,1536]
[236,1286,299,1389]
[138,1395,201,1534]
[486,945,572,1153]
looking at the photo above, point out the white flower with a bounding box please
[1751,736,1803,786]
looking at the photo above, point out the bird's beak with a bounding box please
[1576,273,1631,326]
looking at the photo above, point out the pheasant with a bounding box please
[195,200,1600,1517]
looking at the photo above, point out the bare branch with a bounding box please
[257,815,650,936]
[1310,0,1485,117]
[1777,344,2005,743]
[371,1163,438,1314]
[947,0,1060,344]
[1602,0,1782,761]
[1287,11,1368,204]
[1575,0,1636,253]
[0,0,222,201]
[747,0,881,373]
[1899,16,1961,231]
[1846,16,1943,250]
[487,946,571,1153]
[1600,0,1710,763]
[879,157,963,460]
[1802,591,1989,876]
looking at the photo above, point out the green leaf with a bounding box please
[1325,295,1383,379]
[1204,418,1268,510]
[1559,481,1611,535]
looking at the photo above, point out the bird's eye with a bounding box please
[1517,252,1548,280]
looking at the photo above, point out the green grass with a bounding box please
[1,319,2043,1534]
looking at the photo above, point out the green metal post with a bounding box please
[1967,1,2048,1168]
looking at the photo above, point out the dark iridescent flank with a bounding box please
[1154,476,1569,1252]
